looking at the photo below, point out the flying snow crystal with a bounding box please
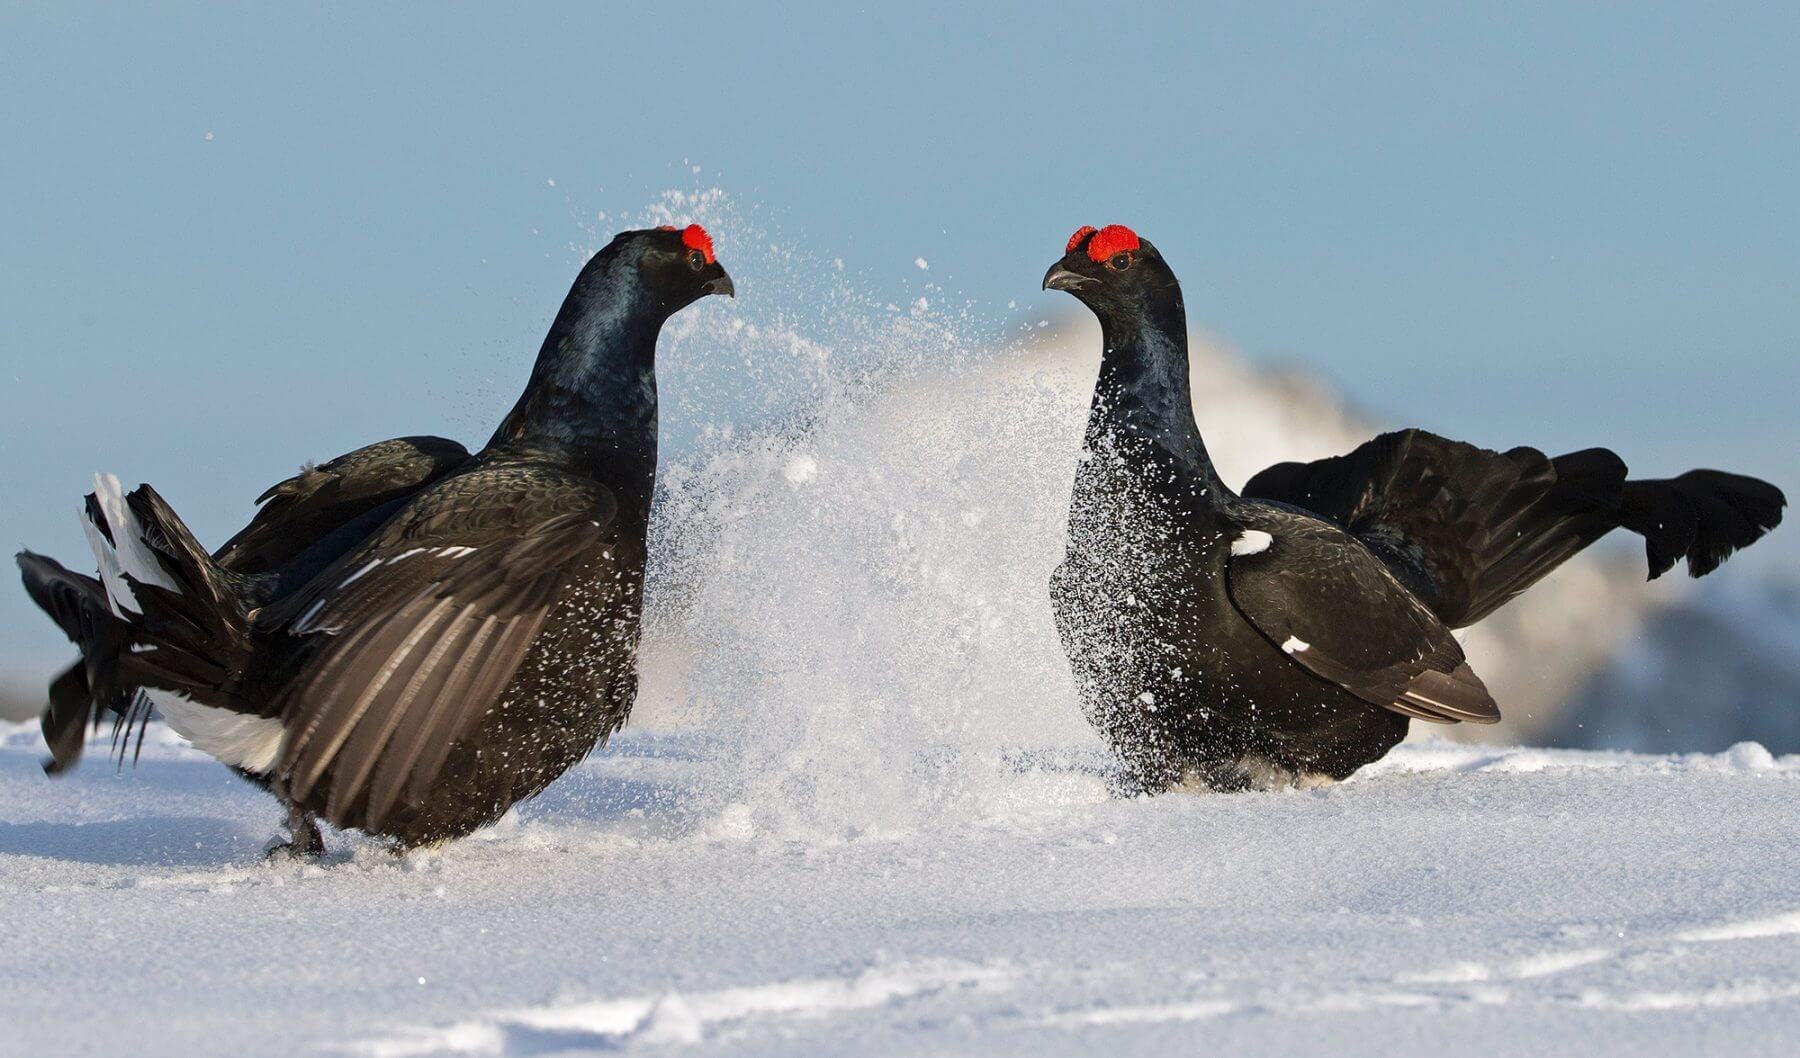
[547,178,556,187]
[203,131,214,141]
[783,455,819,485]
[915,257,930,270]
[622,188,1116,837]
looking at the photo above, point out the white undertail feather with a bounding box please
[81,471,286,775]
[147,689,285,773]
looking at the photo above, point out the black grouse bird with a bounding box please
[18,224,733,854]
[1044,224,1785,792]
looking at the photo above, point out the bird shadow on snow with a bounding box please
[498,736,716,842]
[0,729,720,870]
[0,745,275,868]
[478,1023,614,1057]
[0,815,263,869]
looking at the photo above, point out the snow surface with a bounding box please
[4,721,1800,1057]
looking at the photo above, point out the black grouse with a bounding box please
[1044,224,1785,792]
[18,224,733,854]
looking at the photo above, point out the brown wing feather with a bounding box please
[270,497,605,830]
[365,610,502,825]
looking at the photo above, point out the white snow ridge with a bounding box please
[358,959,1015,1055]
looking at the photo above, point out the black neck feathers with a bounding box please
[488,244,665,511]
[1087,281,1229,501]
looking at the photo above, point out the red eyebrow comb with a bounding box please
[659,223,715,264]
[1084,224,1140,263]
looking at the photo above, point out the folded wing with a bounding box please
[216,436,471,575]
[1224,515,1499,725]
[263,472,613,831]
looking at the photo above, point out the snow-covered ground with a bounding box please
[4,721,1799,1057]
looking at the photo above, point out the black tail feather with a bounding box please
[17,479,260,774]
[17,552,136,773]
[1243,429,1785,627]
[1446,447,1631,624]
[1621,470,1786,579]
[17,550,108,645]
[41,662,99,775]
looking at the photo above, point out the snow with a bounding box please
[4,721,1799,1057]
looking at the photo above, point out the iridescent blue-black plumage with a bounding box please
[1045,225,1783,791]
[17,226,732,851]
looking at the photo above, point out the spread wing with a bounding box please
[262,468,614,830]
[215,436,471,574]
[1240,429,1631,627]
[1224,513,1499,725]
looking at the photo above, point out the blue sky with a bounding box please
[2,3,1795,673]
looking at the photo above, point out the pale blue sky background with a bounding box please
[2,3,1795,675]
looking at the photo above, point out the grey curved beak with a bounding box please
[704,271,735,298]
[1043,263,1088,292]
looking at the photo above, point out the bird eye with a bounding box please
[686,250,707,271]
[1108,252,1132,271]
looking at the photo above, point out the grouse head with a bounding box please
[1042,224,1180,327]
[574,224,733,324]
[643,223,733,311]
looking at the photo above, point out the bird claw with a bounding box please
[263,838,321,863]
[265,804,325,862]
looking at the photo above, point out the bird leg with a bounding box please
[264,802,324,862]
